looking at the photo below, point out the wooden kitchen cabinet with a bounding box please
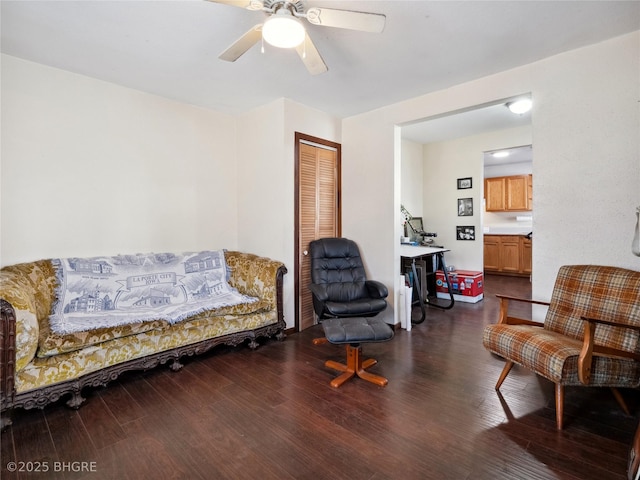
[484,235,532,277]
[483,236,500,271]
[521,237,532,274]
[485,174,532,212]
[505,175,529,211]
[485,177,506,211]
[500,236,521,273]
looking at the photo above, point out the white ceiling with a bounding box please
[483,144,532,167]
[402,99,533,165]
[2,0,639,123]
[401,97,532,144]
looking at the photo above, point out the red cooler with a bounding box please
[435,270,484,303]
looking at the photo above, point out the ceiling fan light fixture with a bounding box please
[507,98,533,115]
[262,11,305,49]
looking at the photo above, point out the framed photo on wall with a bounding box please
[458,198,473,216]
[457,177,472,189]
[456,225,476,241]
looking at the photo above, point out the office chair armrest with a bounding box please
[309,283,329,302]
[365,280,388,299]
[496,294,549,326]
[578,315,640,385]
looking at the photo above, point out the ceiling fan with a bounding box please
[206,0,386,75]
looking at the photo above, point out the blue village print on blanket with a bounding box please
[49,250,257,334]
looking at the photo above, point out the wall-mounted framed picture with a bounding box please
[458,198,473,216]
[456,225,476,241]
[457,177,472,189]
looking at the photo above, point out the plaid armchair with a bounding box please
[483,265,640,430]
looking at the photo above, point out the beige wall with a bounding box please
[236,98,341,328]
[3,31,639,329]
[343,31,640,324]
[1,54,239,265]
[420,125,533,272]
[1,57,341,329]
[400,138,424,223]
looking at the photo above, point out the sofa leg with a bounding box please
[1,412,13,431]
[66,390,86,409]
[169,359,183,372]
[248,338,259,350]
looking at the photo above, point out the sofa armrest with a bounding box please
[223,251,287,311]
[578,315,640,385]
[495,294,549,326]
[1,261,58,375]
[1,260,58,322]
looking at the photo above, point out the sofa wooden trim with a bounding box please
[0,264,287,429]
[0,299,16,419]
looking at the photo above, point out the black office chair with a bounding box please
[308,238,392,387]
[308,237,388,320]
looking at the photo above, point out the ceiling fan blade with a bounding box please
[295,33,327,75]
[219,25,263,62]
[305,8,385,33]
[204,0,264,11]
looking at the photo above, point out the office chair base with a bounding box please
[325,344,388,388]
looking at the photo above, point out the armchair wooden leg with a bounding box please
[495,361,515,390]
[611,387,630,415]
[555,383,564,430]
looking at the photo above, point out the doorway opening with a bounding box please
[399,95,532,275]
[483,144,533,278]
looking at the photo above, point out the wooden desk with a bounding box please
[400,245,454,324]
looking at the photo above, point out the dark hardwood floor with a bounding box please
[2,274,638,479]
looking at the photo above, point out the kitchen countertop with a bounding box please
[483,226,532,235]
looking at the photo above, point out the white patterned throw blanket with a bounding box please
[50,250,257,334]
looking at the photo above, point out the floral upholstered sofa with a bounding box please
[0,250,286,427]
